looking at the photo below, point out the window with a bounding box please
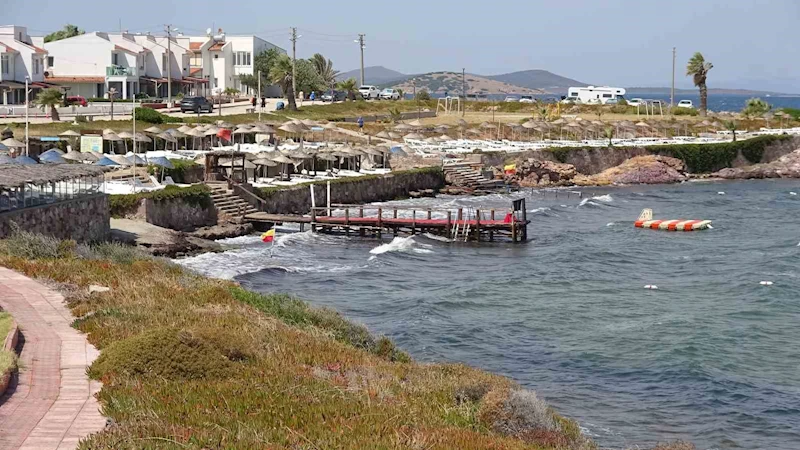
[112,53,119,65]
[213,78,218,87]
[162,54,168,69]
[47,56,54,67]
[214,54,218,59]
[602,93,612,98]
[1,55,8,74]
[32,57,40,75]
[235,51,251,66]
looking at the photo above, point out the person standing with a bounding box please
[357,116,364,134]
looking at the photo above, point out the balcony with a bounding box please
[106,65,138,77]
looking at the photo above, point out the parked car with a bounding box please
[677,99,694,108]
[179,96,214,113]
[65,96,87,107]
[605,98,619,105]
[628,98,644,107]
[560,96,579,104]
[321,90,347,102]
[380,88,401,100]
[504,95,519,102]
[358,85,381,100]
[519,95,534,103]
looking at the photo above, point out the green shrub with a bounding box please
[0,225,76,259]
[134,107,183,124]
[672,107,698,116]
[89,328,233,380]
[230,287,410,362]
[87,97,134,103]
[147,159,200,183]
[781,107,800,121]
[109,184,211,218]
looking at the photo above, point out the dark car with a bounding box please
[321,90,347,102]
[180,96,214,113]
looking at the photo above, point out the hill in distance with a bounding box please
[336,66,406,85]
[486,70,587,93]
[386,71,544,95]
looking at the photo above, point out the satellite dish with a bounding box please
[206,28,212,36]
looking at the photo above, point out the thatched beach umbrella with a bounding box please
[404,132,424,140]
[2,138,25,149]
[394,123,413,132]
[388,131,402,140]
[375,130,391,140]
[62,150,88,162]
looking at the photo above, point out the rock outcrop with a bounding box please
[572,155,687,186]
[713,149,800,179]
[506,159,578,187]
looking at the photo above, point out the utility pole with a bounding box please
[290,27,298,99]
[413,79,419,119]
[24,76,29,157]
[165,24,173,108]
[671,47,676,110]
[462,68,466,117]
[356,34,366,86]
[258,70,262,121]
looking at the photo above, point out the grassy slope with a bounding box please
[0,233,593,450]
[0,312,15,375]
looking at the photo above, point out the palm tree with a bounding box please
[604,126,614,147]
[723,120,738,142]
[310,53,339,88]
[336,78,358,101]
[35,88,63,121]
[686,52,713,116]
[269,54,297,111]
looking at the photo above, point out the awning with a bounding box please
[183,76,208,84]
[31,81,61,88]
[0,80,25,89]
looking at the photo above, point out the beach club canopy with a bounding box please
[1,138,25,148]
[117,131,134,139]
[252,158,279,167]
[375,130,391,139]
[270,154,295,164]
[144,126,163,134]
[13,155,38,165]
[126,154,148,166]
[58,130,81,137]
[94,156,121,167]
[62,150,89,161]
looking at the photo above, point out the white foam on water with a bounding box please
[790,192,797,196]
[528,207,551,214]
[718,191,726,195]
[579,194,613,207]
[606,222,615,227]
[423,233,452,243]
[369,236,433,256]
[216,234,262,245]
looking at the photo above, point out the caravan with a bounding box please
[562,86,626,104]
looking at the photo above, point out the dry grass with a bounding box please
[0,233,594,449]
[0,311,16,375]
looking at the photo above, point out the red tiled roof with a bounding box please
[208,42,225,51]
[0,42,18,53]
[189,67,202,76]
[31,45,47,54]
[45,76,105,83]
[189,42,202,51]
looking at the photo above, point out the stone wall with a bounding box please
[0,194,110,243]
[140,198,217,231]
[237,169,445,215]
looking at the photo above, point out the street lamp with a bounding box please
[24,75,29,157]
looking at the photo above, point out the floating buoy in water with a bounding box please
[759,281,774,286]
[634,209,712,231]
[644,285,659,290]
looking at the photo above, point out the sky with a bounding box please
[4,0,799,93]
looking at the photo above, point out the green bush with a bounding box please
[147,159,201,183]
[416,89,431,101]
[89,328,233,380]
[109,184,212,218]
[88,97,134,103]
[134,107,183,124]
[781,107,800,121]
[672,107,698,116]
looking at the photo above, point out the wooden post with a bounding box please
[311,207,317,233]
[345,208,350,236]
[377,207,382,239]
[447,210,452,239]
[475,209,481,242]
[359,207,365,237]
[427,209,432,220]
[511,212,517,243]
[521,199,528,241]
[489,209,495,242]
[411,210,416,235]
[393,208,398,219]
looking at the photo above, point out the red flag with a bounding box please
[217,128,232,142]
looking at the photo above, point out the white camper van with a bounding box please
[562,86,626,104]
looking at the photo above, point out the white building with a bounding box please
[0,25,53,105]
[189,30,285,96]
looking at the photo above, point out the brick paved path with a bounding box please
[0,267,105,450]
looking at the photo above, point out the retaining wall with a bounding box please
[0,194,110,242]
[139,197,217,231]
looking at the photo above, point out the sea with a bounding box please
[430,93,800,113]
[176,179,800,450]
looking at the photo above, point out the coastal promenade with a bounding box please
[0,268,105,450]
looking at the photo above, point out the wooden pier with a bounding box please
[244,199,530,242]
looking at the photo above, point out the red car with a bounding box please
[66,96,87,107]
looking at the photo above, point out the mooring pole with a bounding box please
[476,209,481,242]
[447,210,452,239]
[377,207,382,239]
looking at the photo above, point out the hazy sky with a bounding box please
[4,0,799,92]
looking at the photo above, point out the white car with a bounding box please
[379,88,400,100]
[519,95,534,103]
[561,96,579,104]
[677,99,694,108]
[504,96,519,102]
[628,98,644,107]
[359,85,381,100]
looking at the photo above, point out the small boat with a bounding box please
[634,209,712,231]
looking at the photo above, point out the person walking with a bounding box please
[251,96,256,108]
[357,116,364,134]
[261,96,266,109]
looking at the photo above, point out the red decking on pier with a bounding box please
[314,216,518,227]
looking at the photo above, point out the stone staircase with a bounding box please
[208,184,258,218]
[443,163,505,191]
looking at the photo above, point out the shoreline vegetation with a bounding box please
[0,230,698,449]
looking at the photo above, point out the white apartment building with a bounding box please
[189,30,285,96]
[0,25,53,105]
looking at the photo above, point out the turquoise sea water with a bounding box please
[178,179,800,449]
